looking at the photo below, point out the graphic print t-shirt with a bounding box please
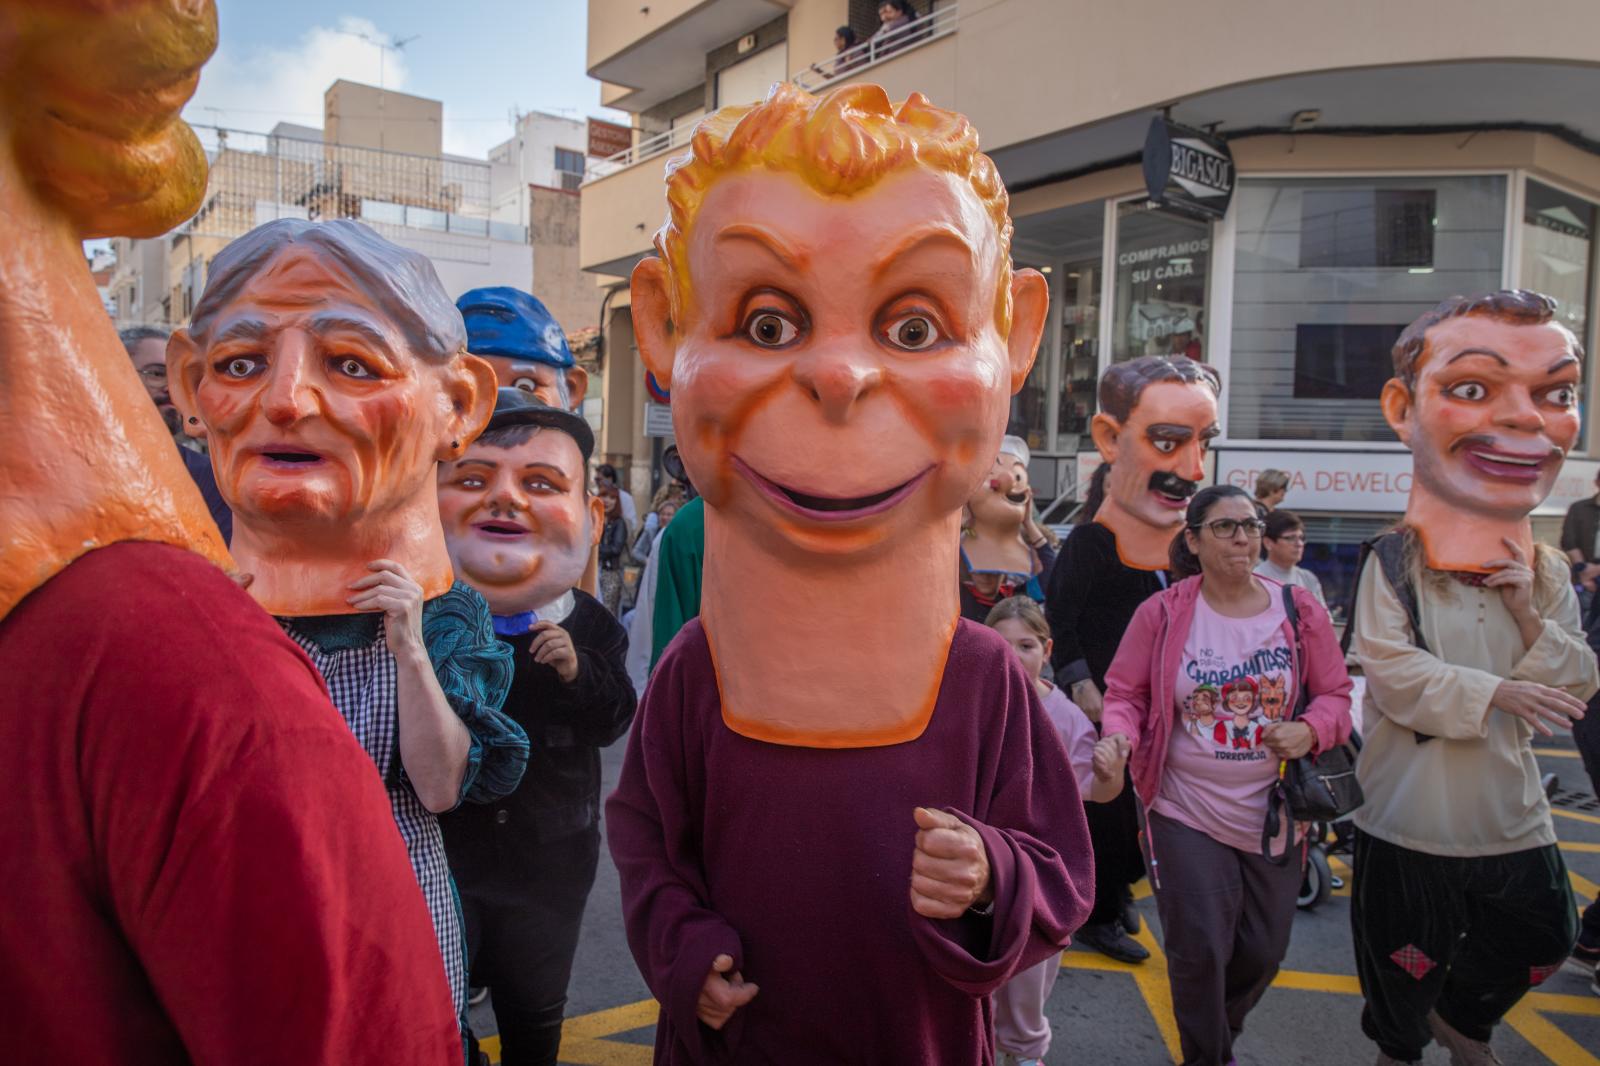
[1151,585,1295,853]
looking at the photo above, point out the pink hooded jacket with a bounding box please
[1101,575,1354,807]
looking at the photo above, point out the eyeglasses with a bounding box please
[137,366,168,382]
[1191,517,1266,540]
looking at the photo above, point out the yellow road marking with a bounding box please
[1506,999,1600,1066]
[1534,748,1583,758]
[486,815,1600,1065]
[1271,969,1363,995]
[1330,854,1353,898]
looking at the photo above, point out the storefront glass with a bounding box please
[1227,175,1506,442]
[1112,201,1211,363]
[1521,178,1595,444]
[1055,257,1102,446]
[1009,201,1104,456]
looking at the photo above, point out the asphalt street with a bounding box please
[469,732,1600,1065]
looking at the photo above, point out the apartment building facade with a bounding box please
[111,80,535,334]
[579,0,1600,613]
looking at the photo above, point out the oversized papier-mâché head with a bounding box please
[1381,289,1582,573]
[457,287,589,412]
[1089,355,1222,571]
[167,219,498,616]
[629,82,1049,746]
[0,0,230,620]
[438,388,603,615]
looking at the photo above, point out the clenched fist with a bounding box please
[909,807,992,919]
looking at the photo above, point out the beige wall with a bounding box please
[589,0,706,72]
[785,0,847,78]
[581,152,675,276]
[951,0,1600,152]
[579,31,958,273]
[325,80,442,157]
[600,306,641,457]
[582,0,1600,273]
[529,186,602,332]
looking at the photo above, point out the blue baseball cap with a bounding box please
[456,287,575,369]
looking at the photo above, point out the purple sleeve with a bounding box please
[605,649,742,1062]
[908,656,1094,996]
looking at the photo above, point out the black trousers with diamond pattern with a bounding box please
[1350,830,1576,1062]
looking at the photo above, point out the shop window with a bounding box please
[1009,199,1103,460]
[1297,514,1395,627]
[1292,323,1404,399]
[1299,189,1435,269]
[1228,175,1506,443]
[1521,179,1595,444]
[1112,201,1211,364]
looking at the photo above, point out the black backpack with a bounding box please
[1341,531,1435,744]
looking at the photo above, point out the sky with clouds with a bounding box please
[186,0,622,159]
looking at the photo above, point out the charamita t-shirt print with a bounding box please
[1151,581,1295,853]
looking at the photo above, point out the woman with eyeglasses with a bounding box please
[1091,484,1353,1066]
[1255,509,1327,608]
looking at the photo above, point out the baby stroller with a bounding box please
[1298,812,1357,910]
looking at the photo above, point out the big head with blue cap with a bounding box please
[457,287,589,412]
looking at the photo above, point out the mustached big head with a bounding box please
[1089,355,1221,570]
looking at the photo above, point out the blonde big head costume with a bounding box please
[630,82,1049,747]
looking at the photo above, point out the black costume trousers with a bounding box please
[1350,831,1575,1061]
[1085,753,1146,925]
[462,826,601,1066]
[1574,690,1600,950]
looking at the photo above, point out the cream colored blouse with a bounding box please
[1351,546,1598,856]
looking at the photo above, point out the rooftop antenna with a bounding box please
[334,29,421,151]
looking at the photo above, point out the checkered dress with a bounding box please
[285,621,468,1020]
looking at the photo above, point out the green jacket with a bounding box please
[650,495,705,668]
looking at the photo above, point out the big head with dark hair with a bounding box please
[1380,289,1582,573]
[1089,355,1222,569]
[438,394,603,615]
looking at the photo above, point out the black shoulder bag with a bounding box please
[1262,583,1364,864]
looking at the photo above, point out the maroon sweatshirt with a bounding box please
[606,619,1094,1064]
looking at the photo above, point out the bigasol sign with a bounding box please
[1143,117,1235,221]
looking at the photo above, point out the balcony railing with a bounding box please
[584,4,958,183]
[584,120,697,182]
[791,5,958,93]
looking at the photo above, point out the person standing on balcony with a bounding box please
[811,26,862,78]
[871,0,922,57]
